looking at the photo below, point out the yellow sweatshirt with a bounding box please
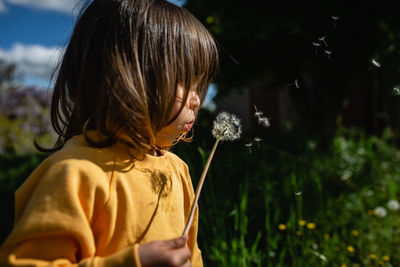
[0,133,202,266]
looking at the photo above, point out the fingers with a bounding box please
[182,259,192,267]
[138,236,191,267]
[165,235,188,249]
[167,245,191,266]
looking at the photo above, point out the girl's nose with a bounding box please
[188,91,201,110]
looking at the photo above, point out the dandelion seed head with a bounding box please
[341,169,352,181]
[331,16,339,20]
[212,112,242,141]
[393,87,400,95]
[325,50,332,55]
[364,190,374,197]
[312,42,321,47]
[295,191,302,196]
[387,199,400,211]
[371,58,381,67]
[374,206,387,217]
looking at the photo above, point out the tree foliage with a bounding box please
[185,0,400,138]
[0,60,54,154]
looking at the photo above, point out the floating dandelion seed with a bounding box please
[254,105,262,116]
[245,143,253,153]
[331,16,339,29]
[184,112,242,236]
[258,117,270,128]
[254,137,262,149]
[294,78,300,88]
[325,49,332,60]
[254,105,271,128]
[254,110,264,118]
[318,36,328,47]
[313,251,328,262]
[287,79,300,89]
[371,58,381,68]
[312,42,321,55]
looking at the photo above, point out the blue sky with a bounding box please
[0,0,185,87]
[0,0,216,110]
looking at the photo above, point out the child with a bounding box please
[0,0,218,266]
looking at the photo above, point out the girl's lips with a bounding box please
[185,120,194,131]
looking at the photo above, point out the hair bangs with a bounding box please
[172,5,219,103]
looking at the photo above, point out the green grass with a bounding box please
[0,153,47,243]
[174,127,400,266]
[1,128,400,266]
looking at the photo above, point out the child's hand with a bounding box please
[138,235,191,267]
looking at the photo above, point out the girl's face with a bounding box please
[155,85,201,148]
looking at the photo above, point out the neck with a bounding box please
[148,146,163,156]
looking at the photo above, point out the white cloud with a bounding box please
[0,0,7,13]
[4,0,82,14]
[0,43,64,82]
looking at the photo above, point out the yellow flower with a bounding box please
[351,230,360,237]
[347,245,355,253]
[306,222,316,229]
[369,254,377,260]
[368,209,376,215]
[382,255,390,261]
[298,220,306,226]
[206,16,215,24]
[324,233,330,240]
[278,224,287,230]
[296,230,302,236]
[341,264,347,267]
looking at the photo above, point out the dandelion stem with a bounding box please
[183,137,221,236]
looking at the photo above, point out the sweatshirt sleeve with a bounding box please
[0,158,142,267]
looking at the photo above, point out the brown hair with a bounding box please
[41,0,218,157]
